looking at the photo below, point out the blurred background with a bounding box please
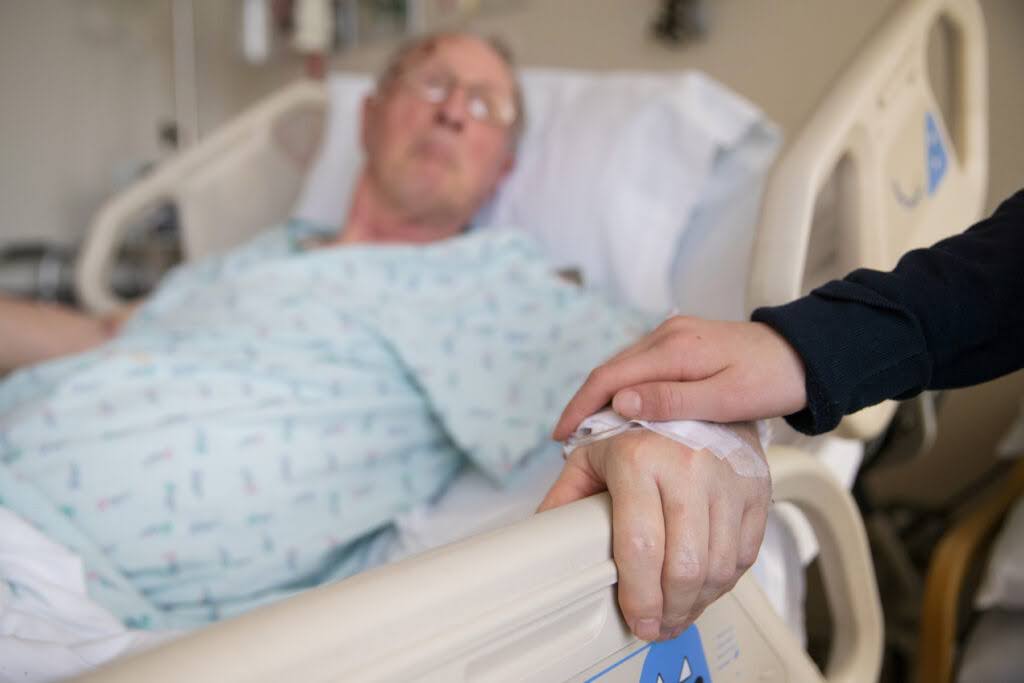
[2,1,1020,266]
[0,2,1022,681]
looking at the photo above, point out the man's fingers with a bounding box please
[536,457,605,512]
[658,476,709,636]
[736,496,770,573]
[608,469,666,642]
[689,492,742,618]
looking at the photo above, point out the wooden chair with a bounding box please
[916,458,1024,682]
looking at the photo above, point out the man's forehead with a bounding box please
[415,36,514,90]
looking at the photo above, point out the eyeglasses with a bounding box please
[398,63,518,129]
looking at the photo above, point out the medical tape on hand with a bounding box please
[563,408,771,479]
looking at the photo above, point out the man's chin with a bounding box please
[397,191,467,223]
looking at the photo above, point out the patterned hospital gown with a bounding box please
[0,225,651,628]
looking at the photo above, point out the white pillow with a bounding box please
[292,68,778,314]
[291,73,373,233]
[669,120,779,320]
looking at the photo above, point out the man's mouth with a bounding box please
[414,132,459,168]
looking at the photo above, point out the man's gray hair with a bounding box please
[375,31,526,145]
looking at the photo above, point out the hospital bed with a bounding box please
[65,0,987,679]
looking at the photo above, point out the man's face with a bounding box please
[361,36,518,225]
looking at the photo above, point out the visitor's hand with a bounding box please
[553,317,807,440]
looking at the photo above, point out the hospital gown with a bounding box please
[0,225,650,629]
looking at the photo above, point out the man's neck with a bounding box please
[329,173,466,246]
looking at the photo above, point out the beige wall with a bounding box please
[0,0,175,246]
[0,0,301,248]
[328,0,905,137]
[190,1,297,140]
[0,0,1020,248]
[979,0,1024,212]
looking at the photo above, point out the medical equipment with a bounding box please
[67,0,987,679]
[0,242,78,303]
[242,0,271,63]
[563,409,771,480]
[652,0,709,44]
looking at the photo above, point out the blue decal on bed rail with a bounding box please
[892,180,923,209]
[584,625,712,682]
[926,111,948,196]
[640,626,711,682]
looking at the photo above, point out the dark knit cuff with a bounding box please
[752,280,932,435]
[752,298,843,435]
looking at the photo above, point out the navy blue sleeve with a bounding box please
[751,189,1024,435]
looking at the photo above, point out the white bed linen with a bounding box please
[0,508,177,683]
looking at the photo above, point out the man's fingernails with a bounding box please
[614,390,642,418]
[635,618,660,641]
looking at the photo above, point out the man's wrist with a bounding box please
[563,409,770,479]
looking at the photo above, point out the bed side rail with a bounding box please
[75,80,327,314]
[748,0,987,440]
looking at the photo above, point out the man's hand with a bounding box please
[0,295,142,374]
[537,428,771,642]
[552,317,808,441]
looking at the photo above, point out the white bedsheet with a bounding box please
[0,508,177,683]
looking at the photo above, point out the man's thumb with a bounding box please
[536,462,606,512]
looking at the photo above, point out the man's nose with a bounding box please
[433,87,468,132]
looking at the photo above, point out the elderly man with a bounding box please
[0,32,521,370]
[0,32,768,644]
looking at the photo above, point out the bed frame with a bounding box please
[71,0,987,679]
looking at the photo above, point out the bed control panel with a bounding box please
[569,587,812,682]
[581,624,712,682]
